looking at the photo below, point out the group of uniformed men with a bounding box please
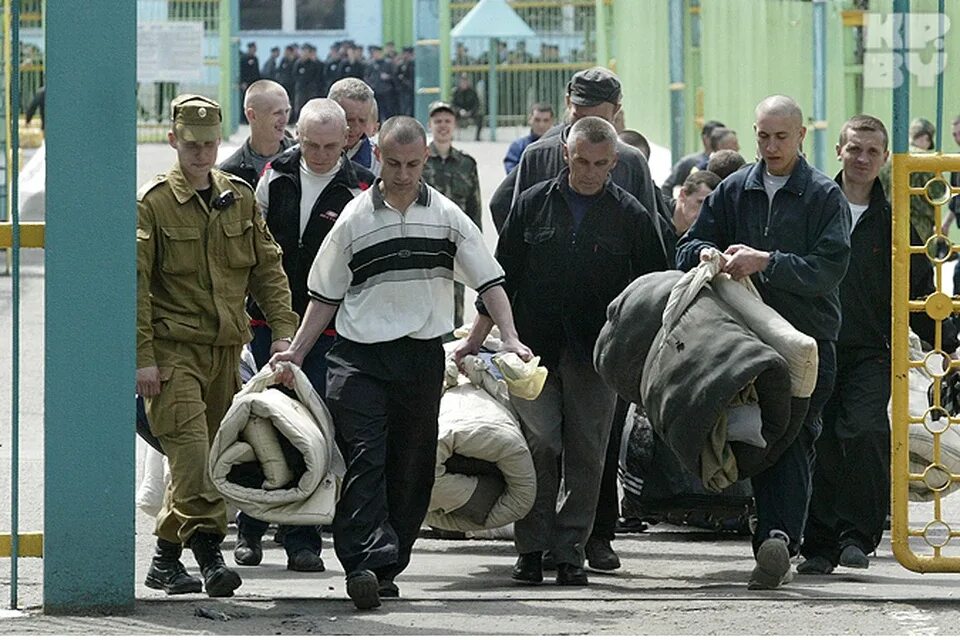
[240,40,415,125]
[136,58,944,609]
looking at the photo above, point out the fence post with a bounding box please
[43,0,136,614]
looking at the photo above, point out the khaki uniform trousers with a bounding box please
[146,338,241,544]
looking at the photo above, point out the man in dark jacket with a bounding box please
[661,119,725,198]
[798,115,958,575]
[276,45,298,106]
[490,67,673,266]
[490,66,674,572]
[293,44,324,122]
[239,42,260,124]
[676,95,851,590]
[364,45,400,123]
[457,117,668,587]
[219,80,295,188]
[232,98,374,573]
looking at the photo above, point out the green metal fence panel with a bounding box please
[137,0,230,143]
[383,0,415,49]
[611,0,959,165]
[610,1,670,148]
[449,1,596,129]
[863,0,960,144]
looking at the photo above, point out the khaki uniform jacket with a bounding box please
[136,163,299,369]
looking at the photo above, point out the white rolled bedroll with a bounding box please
[209,363,345,525]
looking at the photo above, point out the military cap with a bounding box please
[567,67,621,107]
[428,101,457,117]
[170,94,221,142]
[368,44,382,52]
[402,46,414,53]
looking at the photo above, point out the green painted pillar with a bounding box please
[595,0,610,67]
[439,0,451,101]
[219,0,235,138]
[413,0,441,124]
[43,0,136,614]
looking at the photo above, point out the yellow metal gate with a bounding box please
[891,151,960,571]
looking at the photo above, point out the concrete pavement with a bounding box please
[1,128,960,634]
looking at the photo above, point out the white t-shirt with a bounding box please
[849,203,869,230]
[763,170,790,204]
[298,158,341,237]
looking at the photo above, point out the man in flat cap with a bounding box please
[136,94,298,598]
[422,101,483,329]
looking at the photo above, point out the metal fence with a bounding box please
[137,0,227,142]
[449,0,595,127]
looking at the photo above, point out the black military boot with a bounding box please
[144,538,203,595]
[188,532,242,597]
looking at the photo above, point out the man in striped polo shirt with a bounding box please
[271,116,531,610]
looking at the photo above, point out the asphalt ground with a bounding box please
[1,128,960,634]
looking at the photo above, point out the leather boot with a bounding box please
[144,538,203,595]
[188,532,242,597]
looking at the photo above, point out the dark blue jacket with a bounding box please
[676,156,851,341]
[479,169,669,368]
[503,132,538,174]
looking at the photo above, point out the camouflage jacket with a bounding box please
[423,142,482,230]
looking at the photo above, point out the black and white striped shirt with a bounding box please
[307,180,504,343]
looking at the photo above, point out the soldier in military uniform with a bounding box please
[422,101,482,328]
[136,95,299,598]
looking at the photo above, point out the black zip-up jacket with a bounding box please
[478,169,668,369]
[247,147,374,328]
[677,156,851,341]
[836,173,957,352]
[219,133,295,188]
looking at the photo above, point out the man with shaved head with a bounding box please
[677,94,851,590]
[220,79,295,187]
[271,116,532,609]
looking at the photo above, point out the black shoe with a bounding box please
[144,538,203,595]
[615,516,649,534]
[556,563,588,586]
[839,544,870,569]
[346,570,381,610]
[542,550,557,571]
[286,549,325,572]
[511,552,543,584]
[233,531,263,566]
[378,578,400,598]
[188,532,242,598]
[585,537,621,571]
[797,555,835,575]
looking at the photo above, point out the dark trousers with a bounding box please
[801,349,890,563]
[591,396,631,540]
[235,325,336,556]
[325,337,444,580]
[750,339,837,557]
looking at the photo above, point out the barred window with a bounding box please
[239,0,282,31]
[296,0,345,31]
